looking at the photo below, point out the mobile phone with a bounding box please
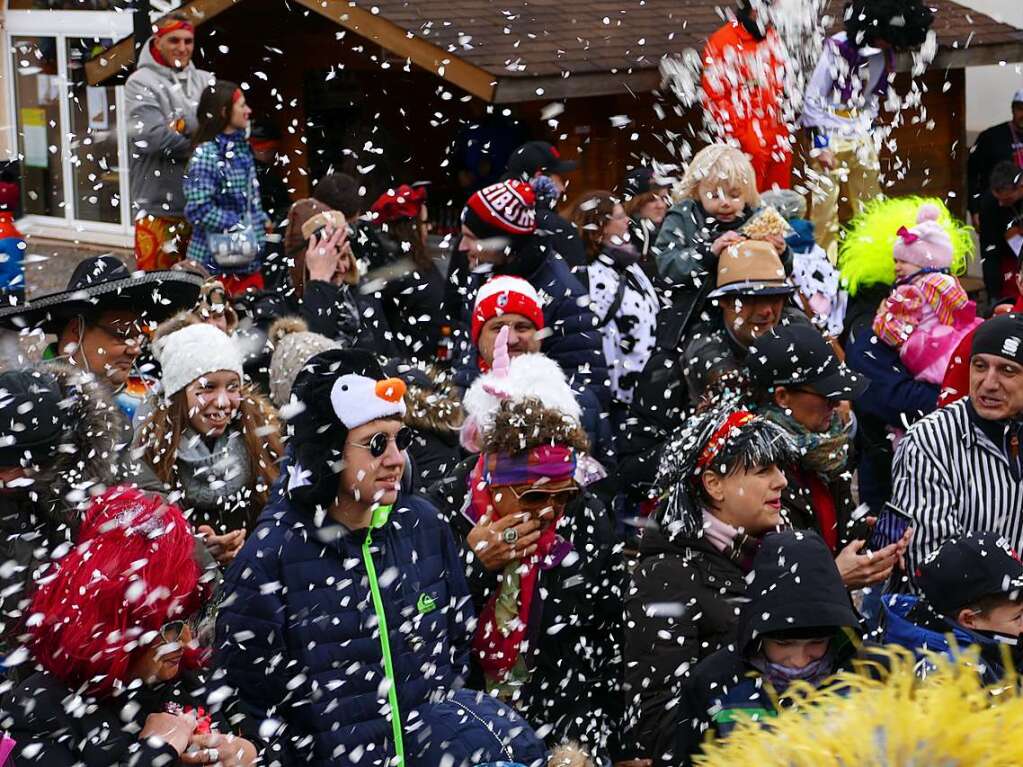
[846,504,873,548]
[867,503,912,551]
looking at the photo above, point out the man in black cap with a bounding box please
[893,313,1023,588]
[503,139,586,267]
[882,531,1023,683]
[0,256,202,416]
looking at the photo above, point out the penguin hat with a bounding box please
[286,348,408,509]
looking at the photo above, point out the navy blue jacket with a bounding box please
[845,303,938,511]
[454,236,610,408]
[215,490,547,767]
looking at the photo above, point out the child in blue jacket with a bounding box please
[882,531,1023,683]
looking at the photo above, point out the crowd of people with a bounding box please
[1,0,1023,766]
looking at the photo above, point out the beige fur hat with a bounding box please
[267,317,341,407]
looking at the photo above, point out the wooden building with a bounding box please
[69,0,1023,231]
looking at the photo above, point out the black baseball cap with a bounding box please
[504,141,577,180]
[917,532,1023,616]
[621,167,674,198]
[747,323,869,400]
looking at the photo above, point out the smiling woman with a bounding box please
[136,322,283,563]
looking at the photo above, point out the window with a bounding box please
[5,9,133,237]
[67,37,122,223]
[10,36,64,217]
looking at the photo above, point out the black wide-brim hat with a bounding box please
[0,256,204,335]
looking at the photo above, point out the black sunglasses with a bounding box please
[351,426,414,458]
[508,486,580,508]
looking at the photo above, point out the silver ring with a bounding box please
[206,748,220,763]
[502,527,519,545]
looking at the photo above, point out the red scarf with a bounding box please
[466,453,566,681]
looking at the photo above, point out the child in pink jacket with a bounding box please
[873,203,982,385]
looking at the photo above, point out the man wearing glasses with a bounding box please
[215,348,547,767]
[0,256,202,416]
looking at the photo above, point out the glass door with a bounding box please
[9,36,64,218]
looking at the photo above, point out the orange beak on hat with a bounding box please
[375,378,407,403]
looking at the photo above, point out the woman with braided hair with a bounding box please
[623,402,796,766]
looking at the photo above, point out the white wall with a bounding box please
[959,0,1023,137]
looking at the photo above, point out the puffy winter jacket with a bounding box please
[125,39,211,219]
[624,529,747,766]
[454,235,609,407]
[426,458,628,761]
[215,488,547,767]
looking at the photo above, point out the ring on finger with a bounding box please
[206,748,220,763]
[502,528,519,545]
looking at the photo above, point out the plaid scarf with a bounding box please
[466,447,576,688]
[762,406,851,481]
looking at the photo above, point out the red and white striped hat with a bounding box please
[463,180,537,239]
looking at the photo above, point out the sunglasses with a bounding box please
[158,619,192,644]
[507,485,579,508]
[351,426,414,458]
[94,321,148,346]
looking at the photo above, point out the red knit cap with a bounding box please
[463,180,537,239]
[471,275,545,345]
[371,184,427,224]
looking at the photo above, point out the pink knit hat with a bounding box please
[892,203,953,270]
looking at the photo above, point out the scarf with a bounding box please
[175,426,254,530]
[466,448,576,688]
[701,510,763,573]
[763,406,851,481]
[967,400,1023,482]
[755,650,836,694]
[831,36,895,104]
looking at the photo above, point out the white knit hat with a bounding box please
[156,323,245,397]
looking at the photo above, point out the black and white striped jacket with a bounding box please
[891,398,1023,588]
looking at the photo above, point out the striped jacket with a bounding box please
[891,398,1023,587]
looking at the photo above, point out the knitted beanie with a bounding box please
[267,316,341,408]
[462,180,537,241]
[471,275,545,345]
[155,323,244,398]
[892,203,955,270]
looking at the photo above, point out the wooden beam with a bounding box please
[290,0,496,102]
[85,0,241,86]
[493,70,662,104]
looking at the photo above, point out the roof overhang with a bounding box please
[86,2,1023,104]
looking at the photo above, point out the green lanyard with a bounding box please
[361,504,405,766]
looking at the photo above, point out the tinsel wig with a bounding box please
[838,196,974,296]
[655,399,797,538]
[26,487,205,698]
[695,648,1023,766]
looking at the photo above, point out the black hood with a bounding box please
[736,529,860,658]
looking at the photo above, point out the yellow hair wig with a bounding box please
[696,648,1023,766]
[838,196,975,296]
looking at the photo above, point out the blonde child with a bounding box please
[873,203,982,384]
[654,144,787,286]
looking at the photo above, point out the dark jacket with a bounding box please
[676,530,866,766]
[624,528,747,766]
[881,594,1012,685]
[369,251,449,363]
[215,488,545,767]
[977,194,1023,300]
[2,669,233,766]
[967,122,1022,214]
[844,287,939,512]
[454,235,610,407]
[535,206,587,268]
[782,464,856,553]
[426,458,627,760]
[0,364,162,656]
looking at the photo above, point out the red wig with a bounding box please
[26,486,205,698]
